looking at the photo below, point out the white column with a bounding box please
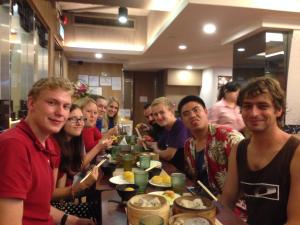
[286,30,300,124]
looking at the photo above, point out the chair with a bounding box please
[52,184,103,225]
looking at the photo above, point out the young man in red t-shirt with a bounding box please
[0,77,94,225]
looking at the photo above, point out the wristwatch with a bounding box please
[60,213,68,225]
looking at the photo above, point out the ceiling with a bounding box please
[55,0,300,71]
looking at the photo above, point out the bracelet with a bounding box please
[60,213,68,225]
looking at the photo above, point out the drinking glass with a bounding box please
[133,144,144,153]
[171,173,186,194]
[139,155,151,170]
[140,155,151,169]
[150,152,159,161]
[139,215,164,225]
[134,169,149,193]
[125,135,131,145]
[123,154,134,171]
[111,146,121,160]
[130,135,137,145]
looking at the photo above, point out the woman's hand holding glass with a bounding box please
[107,126,118,136]
[98,138,113,151]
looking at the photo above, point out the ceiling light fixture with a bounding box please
[237,48,245,52]
[118,7,128,24]
[178,44,187,50]
[186,65,193,70]
[265,51,284,58]
[203,23,216,34]
[266,32,283,42]
[95,53,103,59]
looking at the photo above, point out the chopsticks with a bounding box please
[95,158,107,168]
[80,159,107,183]
[145,164,158,172]
[197,180,218,201]
[135,127,149,150]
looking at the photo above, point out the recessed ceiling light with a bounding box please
[203,23,216,34]
[95,53,103,59]
[186,65,193,70]
[178,44,187,50]
[237,48,245,52]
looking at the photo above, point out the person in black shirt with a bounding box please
[220,77,300,225]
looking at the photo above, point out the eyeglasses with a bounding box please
[67,117,87,124]
[181,106,203,117]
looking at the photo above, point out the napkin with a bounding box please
[119,136,128,145]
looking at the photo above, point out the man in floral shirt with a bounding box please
[178,95,244,194]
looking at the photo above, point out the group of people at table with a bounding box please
[0,76,299,225]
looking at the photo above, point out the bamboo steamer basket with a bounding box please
[172,196,216,224]
[127,194,170,225]
[169,213,213,225]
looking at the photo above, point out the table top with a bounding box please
[96,160,248,225]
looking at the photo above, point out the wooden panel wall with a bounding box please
[28,0,62,76]
[68,62,123,106]
[132,71,158,125]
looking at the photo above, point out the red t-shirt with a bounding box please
[0,120,58,225]
[82,127,102,152]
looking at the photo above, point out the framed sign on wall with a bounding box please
[217,76,232,88]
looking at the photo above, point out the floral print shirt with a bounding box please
[184,124,244,193]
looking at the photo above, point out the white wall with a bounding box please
[286,30,300,125]
[200,67,232,108]
[167,69,202,86]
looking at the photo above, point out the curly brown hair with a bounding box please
[238,77,286,126]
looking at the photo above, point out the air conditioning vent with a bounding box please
[74,16,134,28]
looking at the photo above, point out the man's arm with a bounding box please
[220,144,240,209]
[286,146,300,225]
[146,141,177,161]
[154,146,177,161]
[0,198,23,225]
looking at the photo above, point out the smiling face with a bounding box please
[64,108,84,138]
[28,88,72,137]
[181,101,208,132]
[144,106,155,125]
[241,92,282,133]
[96,98,107,119]
[107,101,119,118]
[151,103,175,128]
[82,102,98,127]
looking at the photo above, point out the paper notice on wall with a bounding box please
[88,75,99,86]
[100,77,112,86]
[89,87,102,96]
[78,75,89,84]
[111,77,121,90]
[139,96,148,103]
[119,109,131,118]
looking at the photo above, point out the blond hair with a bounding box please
[74,96,97,109]
[107,97,119,109]
[102,97,120,129]
[28,77,73,99]
[151,97,174,111]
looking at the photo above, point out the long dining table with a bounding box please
[95,159,248,225]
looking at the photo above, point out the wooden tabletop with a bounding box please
[96,160,248,225]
